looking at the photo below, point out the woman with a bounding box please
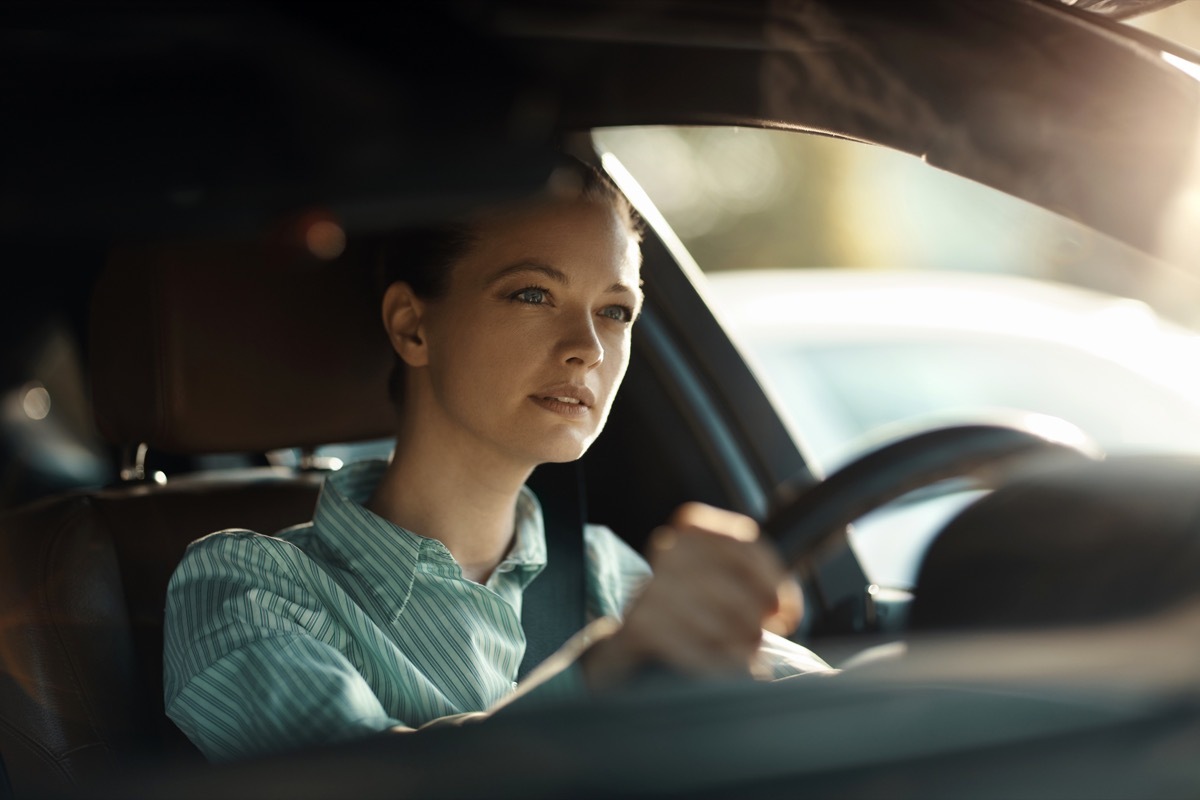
[163,161,830,763]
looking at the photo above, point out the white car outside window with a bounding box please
[704,268,1200,587]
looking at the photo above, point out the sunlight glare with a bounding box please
[1163,52,1200,83]
[1016,412,1102,458]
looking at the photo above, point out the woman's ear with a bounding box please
[381,281,429,368]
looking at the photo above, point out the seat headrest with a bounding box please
[90,230,396,453]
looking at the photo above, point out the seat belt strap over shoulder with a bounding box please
[518,461,588,680]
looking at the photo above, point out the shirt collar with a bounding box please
[509,486,548,568]
[311,460,548,606]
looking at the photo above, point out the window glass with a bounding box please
[595,126,1200,586]
[1128,5,1200,51]
[269,438,395,471]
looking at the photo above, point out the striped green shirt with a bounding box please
[164,459,830,762]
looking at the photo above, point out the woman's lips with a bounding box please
[530,385,595,418]
[530,395,591,417]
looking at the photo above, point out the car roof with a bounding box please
[1062,0,1191,16]
[5,1,1199,262]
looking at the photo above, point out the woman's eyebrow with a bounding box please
[484,262,569,287]
[610,282,643,302]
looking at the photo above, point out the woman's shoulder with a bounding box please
[183,524,311,554]
[583,523,646,564]
[172,524,321,584]
[583,523,652,616]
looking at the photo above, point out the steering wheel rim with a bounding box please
[763,421,1103,570]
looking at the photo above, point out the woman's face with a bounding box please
[412,196,643,469]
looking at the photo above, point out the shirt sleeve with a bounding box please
[755,631,835,678]
[163,531,402,763]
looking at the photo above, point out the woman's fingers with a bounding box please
[667,502,760,542]
[583,503,802,689]
[764,577,804,638]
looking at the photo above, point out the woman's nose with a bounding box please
[561,313,604,368]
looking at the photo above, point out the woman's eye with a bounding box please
[512,287,549,305]
[599,305,634,323]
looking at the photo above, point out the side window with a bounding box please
[1,319,113,508]
[595,126,1200,586]
[596,126,1200,468]
[269,438,396,471]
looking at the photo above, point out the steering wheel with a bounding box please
[760,420,1103,623]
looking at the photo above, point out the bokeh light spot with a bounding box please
[21,384,50,421]
[305,220,347,260]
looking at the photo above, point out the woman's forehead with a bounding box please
[458,199,642,286]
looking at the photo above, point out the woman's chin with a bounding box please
[535,446,589,465]
[529,431,596,465]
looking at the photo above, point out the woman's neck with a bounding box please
[366,410,533,584]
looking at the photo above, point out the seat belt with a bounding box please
[518,461,588,680]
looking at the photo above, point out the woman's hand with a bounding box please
[582,503,802,690]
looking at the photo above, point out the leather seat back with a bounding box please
[1,230,396,796]
[0,473,323,795]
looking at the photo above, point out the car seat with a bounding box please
[0,233,398,797]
